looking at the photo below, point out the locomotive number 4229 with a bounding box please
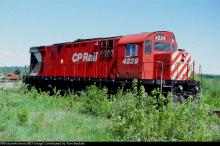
[122,58,138,64]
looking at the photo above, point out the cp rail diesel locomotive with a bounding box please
[23,31,200,101]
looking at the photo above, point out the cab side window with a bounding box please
[145,40,151,54]
[126,44,138,56]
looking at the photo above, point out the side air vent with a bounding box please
[108,40,114,48]
[73,44,78,48]
[57,45,62,53]
[100,50,106,58]
[107,49,113,57]
[101,40,107,49]
[81,43,87,47]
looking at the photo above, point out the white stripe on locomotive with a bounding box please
[176,55,191,80]
[171,51,179,60]
[178,66,188,80]
[171,54,191,80]
[187,59,193,79]
[171,53,182,72]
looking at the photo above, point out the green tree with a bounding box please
[14,68,21,75]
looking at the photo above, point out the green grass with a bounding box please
[201,78,220,110]
[0,78,220,141]
[0,87,114,141]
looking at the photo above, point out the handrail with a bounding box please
[198,65,202,88]
[157,61,163,93]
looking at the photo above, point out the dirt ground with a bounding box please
[0,80,21,89]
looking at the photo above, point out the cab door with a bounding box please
[142,40,154,79]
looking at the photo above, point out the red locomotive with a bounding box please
[23,31,200,101]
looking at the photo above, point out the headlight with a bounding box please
[195,86,199,91]
[178,85,183,91]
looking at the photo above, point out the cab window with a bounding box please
[145,40,152,54]
[126,44,138,56]
[170,44,175,51]
[154,42,170,51]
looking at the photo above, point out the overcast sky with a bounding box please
[0,0,219,74]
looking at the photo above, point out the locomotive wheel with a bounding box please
[194,93,200,100]
[173,95,186,103]
[144,92,148,97]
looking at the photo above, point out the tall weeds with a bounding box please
[0,78,219,141]
[110,80,219,141]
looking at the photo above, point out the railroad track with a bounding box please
[213,110,220,117]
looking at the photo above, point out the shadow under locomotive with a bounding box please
[23,75,200,102]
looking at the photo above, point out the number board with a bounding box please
[154,35,166,41]
[122,58,138,64]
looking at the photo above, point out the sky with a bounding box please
[0,0,220,74]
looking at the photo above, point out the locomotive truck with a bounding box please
[23,31,200,101]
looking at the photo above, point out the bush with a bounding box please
[111,86,146,141]
[63,94,79,110]
[19,83,29,94]
[17,108,29,126]
[110,81,220,141]
[80,84,112,118]
[27,87,38,100]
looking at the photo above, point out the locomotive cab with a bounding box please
[144,31,178,81]
[118,31,179,81]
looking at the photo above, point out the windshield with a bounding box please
[154,42,170,51]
